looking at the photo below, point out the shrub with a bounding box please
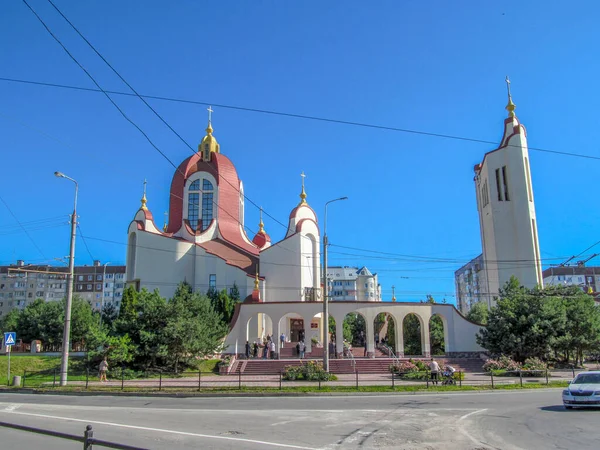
[282,361,335,381]
[498,355,521,372]
[483,355,520,373]
[413,360,429,371]
[311,336,319,346]
[521,357,547,376]
[218,356,232,368]
[390,361,418,374]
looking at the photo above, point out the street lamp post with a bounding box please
[54,171,78,386]
[100,262,110,327]
[322,196,348,372]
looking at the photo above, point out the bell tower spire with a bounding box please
[299,172,307,205]
[198,105,220,160]
[505,76,516,118]
[140,179,148,210]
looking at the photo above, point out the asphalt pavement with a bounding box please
[0,390,598,449]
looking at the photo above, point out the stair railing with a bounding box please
[343,345,356,370]
[382,344,400,365]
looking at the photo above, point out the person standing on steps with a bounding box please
[270,339,276,359]
[253,342,258,358]
[296,342,301,358]
[429,358,441,385]
[245,341,250,359]
[280,332,285,348]
[299,340,306,359]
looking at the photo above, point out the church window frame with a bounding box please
[502,166,510,201]
[209,274,216,290]
[186,177,215,232]
[495,169,503,201]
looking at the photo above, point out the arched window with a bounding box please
[188,178,214,232]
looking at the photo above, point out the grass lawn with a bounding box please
[15,380,569,394]
[0,355,62,385]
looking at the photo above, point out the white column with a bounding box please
[395,314,404,358]
[365,315,375,358]
[422,316,431,358]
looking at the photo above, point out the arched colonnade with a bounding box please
[228,301,476,358]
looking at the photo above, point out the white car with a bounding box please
[562,371,600,409]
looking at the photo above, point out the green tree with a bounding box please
[429,315,445,355]
[101,302,119,329]
[0,308,21,333]
[164,283,228,372]
[70,296,100,348]
[343,313,366,346]
[403,314,422,355]
[477,277,567,362]
[466,301,489,325]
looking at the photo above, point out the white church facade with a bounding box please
[126,111,485,357]
[125,115,324,342]
[456,79,543,312]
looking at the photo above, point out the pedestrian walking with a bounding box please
[99,357,108,382]
[429,358,441,385]
[263,343,268,359]
[253,342,258,358]
[270,340,276,359]
[280,333,285,348]
[245,341,250,359]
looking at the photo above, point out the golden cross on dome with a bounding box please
[505,76,516,117]
[140,178,148,210]
[299,172,307,205]
[207,106,213,123]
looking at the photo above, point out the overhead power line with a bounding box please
[0,194,48,259]
[2,75,600,162]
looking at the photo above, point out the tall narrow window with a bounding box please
[209,274,216,290]
[524,157,533,202]
[502,166,510,201]
[495,169,503,201]
[201,180,214,231]
[188,180,201,231]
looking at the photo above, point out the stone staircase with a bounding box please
[232,357,484,375]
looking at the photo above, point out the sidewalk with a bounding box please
[61,370,576,390]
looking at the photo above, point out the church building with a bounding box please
[125,112,322,342]
[456,79,543,312]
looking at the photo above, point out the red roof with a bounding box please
[165,152,259,256]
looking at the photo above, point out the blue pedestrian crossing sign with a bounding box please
[4,332,16,346]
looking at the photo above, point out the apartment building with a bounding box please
[0,260,126,318]
[326,266,382,302]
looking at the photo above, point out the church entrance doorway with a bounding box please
[289,318,304,342]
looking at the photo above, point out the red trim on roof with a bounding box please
[288,203,318,222]
[295,218,318,234]
[165,152,259,256]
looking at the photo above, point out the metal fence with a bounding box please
[15,366,585,391]
[0,421,147,449]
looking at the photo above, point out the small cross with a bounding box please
[300,171,306,187]
[207,106,213,123]
[143,178,147,196]
[505,76,512,97]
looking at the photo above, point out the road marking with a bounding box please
[459,408,488,421]
[0,410,317,449]
[3,404,21,412]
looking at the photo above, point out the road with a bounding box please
[0,390,598,449]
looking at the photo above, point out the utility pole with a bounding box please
[322,197,348,372]
[55,171,78,386]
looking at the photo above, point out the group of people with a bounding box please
[429,358,456,385]
[245,334,285,359]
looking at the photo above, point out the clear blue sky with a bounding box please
[1,1,599,303]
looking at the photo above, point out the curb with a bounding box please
[0,386,565,399]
